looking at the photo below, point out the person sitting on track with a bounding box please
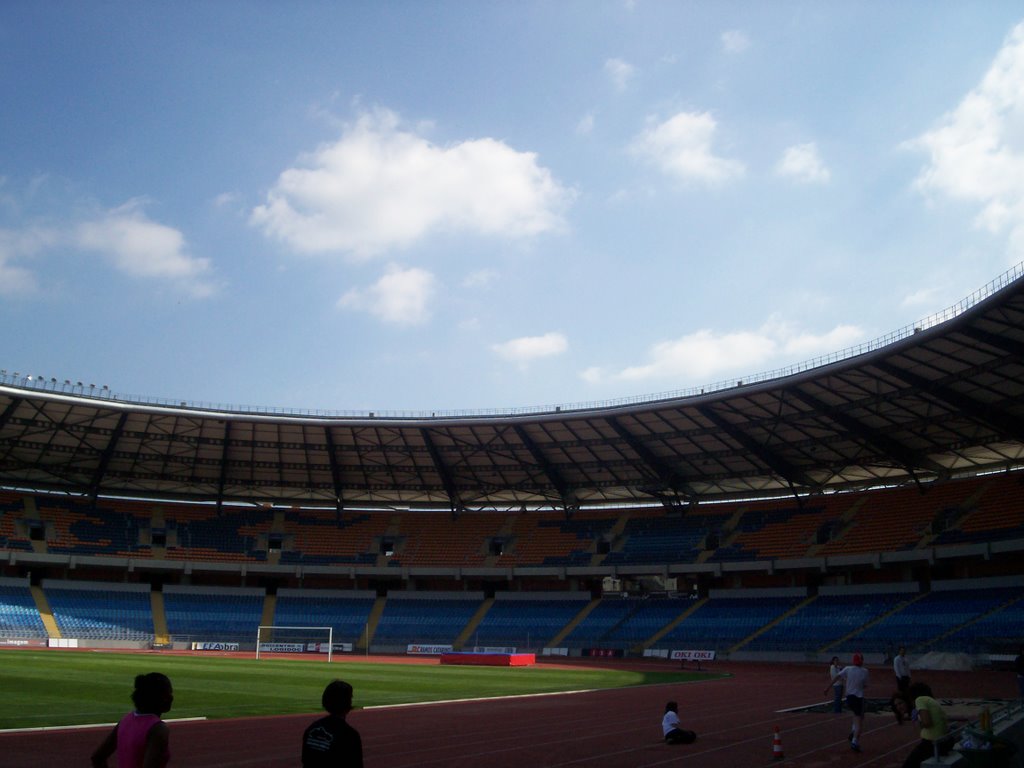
[662,700,696,744]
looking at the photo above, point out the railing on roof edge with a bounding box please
[2,262,1022,419]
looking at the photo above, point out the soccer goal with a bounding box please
[255,625,334,662]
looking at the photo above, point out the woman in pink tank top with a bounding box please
[91,672,174,768]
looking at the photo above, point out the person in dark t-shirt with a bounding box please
[302,680,363,768]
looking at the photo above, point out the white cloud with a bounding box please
[605,58,636,91]
[462,268,499,289]
[211,192,238,208]
[777,323,862,358]
[630,111,745,184]
[775,142,831,184]
[0,258,35,296]
[901,286,942,309]
[721,29,750,54]
[76,203,214,297]
[251,108,573,258]
[591,320,864,386]
[492,332,568,365]
[0,227,55,296]
[616,329,773,383]
[338,264,437,326]
[576,112,595,135]
[0,199,213,298]
[907,21,1024,258]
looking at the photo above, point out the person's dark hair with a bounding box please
[322,680,354,715]
[664,701,678,714]
[131,672,173,714]
[890,682,934,724]
[890,689,912,723]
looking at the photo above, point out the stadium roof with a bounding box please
[3,266,1024,511]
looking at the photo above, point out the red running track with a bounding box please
[1,660,1016,767]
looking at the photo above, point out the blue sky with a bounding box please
[2,2,1023,413]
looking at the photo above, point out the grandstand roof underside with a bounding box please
[3,276,1024,510]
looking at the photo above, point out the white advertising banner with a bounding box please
[670,649,716,662]
[192,641,241,651]
[406,644,453,655]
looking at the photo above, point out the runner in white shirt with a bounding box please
[828,652,869,752]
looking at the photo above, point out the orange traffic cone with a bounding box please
[772,725,784,760]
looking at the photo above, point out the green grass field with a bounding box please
[0,651,726,730]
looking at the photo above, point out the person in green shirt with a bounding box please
[890,682,955,768]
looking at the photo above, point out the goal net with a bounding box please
[256,625,335,662]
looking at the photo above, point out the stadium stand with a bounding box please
[389,512,501,568]
[272,588,377,645]
[470,592,591,649]
[0,577,47,639]
[931,473,1024,546]
[0,493,33,552]
[3,572,1024,659]
[43,579,154,641]
[658,590,807,649]
[845,589,1006,653]
[162,585,264,643]
[33,498,144,558]
[600,598,696,651]
[279,510,385,565]
[491,510,620,567]
[815,480,980,556]
[716,498,840,561]
[1,470,1022,570]
[561,596,640,649]
[372,591,483,647]
[163,506,269,562]
[0,471,1022,659]
[601,510,708,565]
[746,585,915,653]
[940,586,1024,654]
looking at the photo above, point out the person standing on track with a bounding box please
[829,656,844,713]
[894,646,911,692]
[827,652,869,753]
[91,672,174,768]
[302,680,363,768]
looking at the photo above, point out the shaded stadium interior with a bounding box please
[1,265,1023,659]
